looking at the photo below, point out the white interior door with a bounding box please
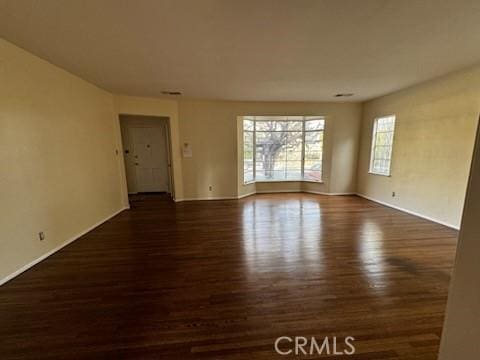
[132,126,169,192]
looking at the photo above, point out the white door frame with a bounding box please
[118,114,175,200]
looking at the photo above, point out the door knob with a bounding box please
[135,162,139,166]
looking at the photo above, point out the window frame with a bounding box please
[243,121,255,184]
[243,116,325,184]
[369,115,396,177]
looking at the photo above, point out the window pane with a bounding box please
[255,129,287,180]
[305,118,325,131]
[285,130,302,180]
[287,121,303,131]
[243,129,254,183]
[244,131,254,148]
[286,166,302,180]
[255,121,275,132]
[254,124,303,180]
[255,120,302,132]
[305,131,323,143]
[304,128,323,181]
[377,116,395,131]
[255,161,267,180]
[375,131,393,146]
[244,171,254,183]
[305,151,322,160]
[243,119,254,131]
[304,162,322,181]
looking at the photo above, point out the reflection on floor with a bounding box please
[0,193,458,359]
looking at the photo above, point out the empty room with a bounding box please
[1,1,480,359]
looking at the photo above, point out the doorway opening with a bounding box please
[119,115,173,200]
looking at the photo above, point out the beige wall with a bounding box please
[357,65,480,228]
[439,122,480,359]
[0,39,125,281]
[179,100,362,200]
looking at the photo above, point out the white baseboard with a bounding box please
[356,193,459,230]
[237,191,256,199]
[255,189,303,194]
[175,190,354,201]
[176,196,239,201]
[305,190,356,196]
[0,206,129,287]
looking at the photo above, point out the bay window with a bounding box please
[243,116,324,183]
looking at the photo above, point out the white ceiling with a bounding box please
[1,0,480,102]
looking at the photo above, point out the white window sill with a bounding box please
[368,171,391,177]
[243,179,324,185]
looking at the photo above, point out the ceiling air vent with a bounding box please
[161,91,182,96]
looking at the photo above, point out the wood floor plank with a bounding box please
[0,193,458,359]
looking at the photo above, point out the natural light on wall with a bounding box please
[243,116,324,183]
[369,115,396,176]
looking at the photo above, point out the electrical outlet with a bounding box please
[392,191,396,197]
[38,232,45,241]
[209,185,213,191]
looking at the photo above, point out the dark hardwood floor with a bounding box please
[0,194,458,359]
